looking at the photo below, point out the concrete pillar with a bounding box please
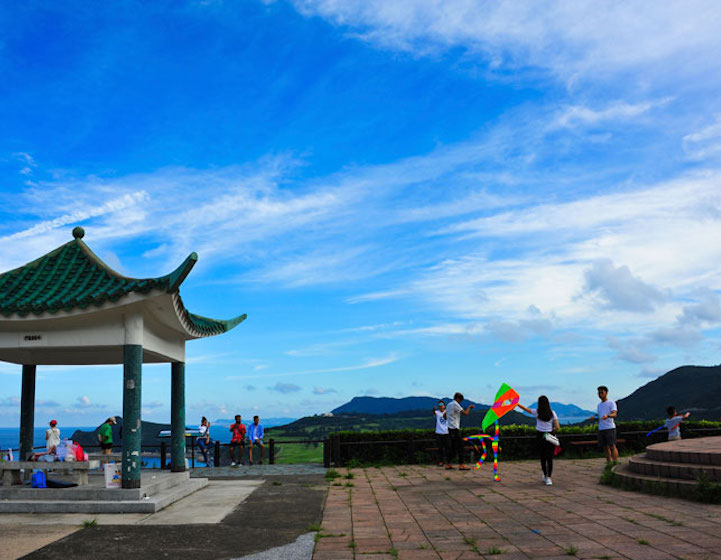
[122,344,142,489]
[170,361,186,472]
[19,365,37,461]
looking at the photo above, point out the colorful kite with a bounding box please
[465,421,500,481]
[463,382,520,482]
[482,382,520,431]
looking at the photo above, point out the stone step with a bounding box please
[0,478,208,514]
[646,439,721,466]
[612,463,697,494]
[0,471,190,501]
[628,454,721,481]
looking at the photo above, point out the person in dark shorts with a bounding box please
[445,392,475,470]
[594,386,618,463]
[229,414,246,466]
[98,417,116,455]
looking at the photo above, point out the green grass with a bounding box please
[314,532,346,542]
[271,437,324,464]
[388,548,399,558]
[565,545,578,555]
[638,539,649,545]
[486,546,504,555]
[462,536,479,553]
[307,523,321,532]
[325,469,341,480]
[81,519,97,528]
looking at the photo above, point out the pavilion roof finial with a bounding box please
[72,226,85,240]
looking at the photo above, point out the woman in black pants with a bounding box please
[517,396,560,485]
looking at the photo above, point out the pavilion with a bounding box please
[0,227,245,488]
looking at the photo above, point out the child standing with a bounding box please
[517,396,560,485]
[665,407,690,441]
[433,401,450,467]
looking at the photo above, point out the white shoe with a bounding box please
[545,477,553,486]
[231,462,236,467]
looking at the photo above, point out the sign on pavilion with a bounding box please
[0,227,245,488]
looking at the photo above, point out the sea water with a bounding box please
[0,427,94,451]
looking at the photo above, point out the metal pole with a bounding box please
[122,344,142,489]
[19,365,36,462]
[269,438,275,464]
[170,362,186,472]
[160,441,167,470]
[214,440,220,467]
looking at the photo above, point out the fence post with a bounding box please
[323,437,330,468]
[214,440,220,467]
[407,436,415,464]
[160,442,167,470]
[191,437,195,468]
[269,438,275,464]
[333,435,342,467]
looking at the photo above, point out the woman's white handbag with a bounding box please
[544,433,560,446]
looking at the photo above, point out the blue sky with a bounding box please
[2,1,721,427]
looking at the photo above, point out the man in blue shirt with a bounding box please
[248,415,265,465]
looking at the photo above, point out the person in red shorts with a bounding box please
[229,414,246,466]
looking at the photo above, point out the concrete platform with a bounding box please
[0,471,208,513]
[614,435,721,494]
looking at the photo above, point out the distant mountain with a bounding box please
[70,418,170,448]
[616,365,721,420]
[522,402,595,424]
[332,396,482,415]
[213,417,297,428]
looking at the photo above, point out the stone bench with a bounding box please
[87,452,122,462]
[0,460,99,486]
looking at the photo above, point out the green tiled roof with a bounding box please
[0,228,245,336]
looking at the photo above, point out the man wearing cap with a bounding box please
[45,419,60,453]
[98,417,116,457]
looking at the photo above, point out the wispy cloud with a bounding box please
[291,1,721,83]
[226,353,401,380]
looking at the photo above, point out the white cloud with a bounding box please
[606,336,656,364]
[584,259,665,313]
[678,288,721,326]
[313,386,338,395]
[270,382,302,393]
[554,99,669,128]
[683,115,721,160]
[290,1,721,83]
[226,353,400,380]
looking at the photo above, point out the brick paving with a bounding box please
[313,459,721,560]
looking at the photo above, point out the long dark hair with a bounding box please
[537,395,553,422]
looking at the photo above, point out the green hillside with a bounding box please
[617,364,721,420]
[267,407,533,439]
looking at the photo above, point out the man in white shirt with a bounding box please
[595,386,618,463]
[445,392,475,470]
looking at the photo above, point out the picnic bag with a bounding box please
[31,470,47,488]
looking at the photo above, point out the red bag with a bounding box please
[74,442,85,461]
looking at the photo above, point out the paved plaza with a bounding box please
[314,458,721,560]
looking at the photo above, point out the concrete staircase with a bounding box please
[0,471,208,513]
[613,436,721,495]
